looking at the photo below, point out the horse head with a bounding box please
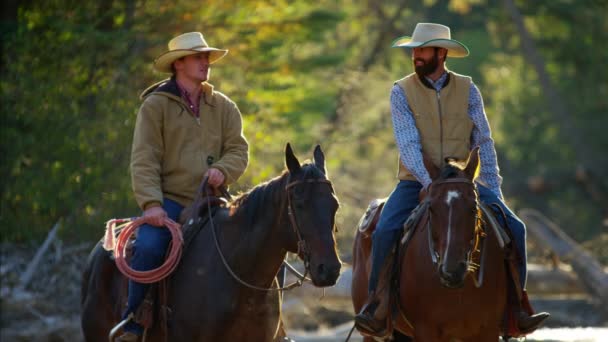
[421,147,482,289]
[284,143,342,287]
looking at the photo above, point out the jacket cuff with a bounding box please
[143,201,162,210]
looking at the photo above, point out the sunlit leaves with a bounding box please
[1,0,605,247]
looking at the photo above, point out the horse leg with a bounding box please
[81,243,120,342]
[81,297,115,342]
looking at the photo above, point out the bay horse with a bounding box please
[81,143,342,341]
[352,148,507,341]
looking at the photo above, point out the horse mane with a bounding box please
[229,162,325,229]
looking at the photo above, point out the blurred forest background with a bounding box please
[1,0,607,263]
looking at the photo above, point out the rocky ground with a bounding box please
[1,239,606,341]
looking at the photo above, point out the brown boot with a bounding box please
[114,331,139,342]
[355,241,397,337]
[354,291,390,338]
[516,290,550,334]
[516,309,550,334]
[355,265,393,339]
[506,256,550,335]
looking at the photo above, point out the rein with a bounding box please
[207,176,332,292]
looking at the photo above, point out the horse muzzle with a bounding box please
[438,262,467,289]
[310,262,341,287]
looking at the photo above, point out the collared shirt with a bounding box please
[390,72,504,199]
[176,80,201,118]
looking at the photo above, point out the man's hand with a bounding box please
[143,206,167,227]
[206,168,225,187]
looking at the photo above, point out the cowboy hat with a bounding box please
[154,32,228,73]
[391,23,469,58]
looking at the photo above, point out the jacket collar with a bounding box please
[140,77,214,103]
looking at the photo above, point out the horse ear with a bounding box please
[285,143,301,173]
[464,147,481,180]
[313,145,326,175]
[423,153,440,180]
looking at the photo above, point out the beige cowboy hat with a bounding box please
[392,23,469,58]
[154,32,228,73]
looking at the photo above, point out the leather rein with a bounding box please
[207,176,333,292]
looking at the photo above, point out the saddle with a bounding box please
[105,191,229,337]
[179,195,227,226]
[357,198,428,241]
[134,199,226,334]
[357,198,386,237]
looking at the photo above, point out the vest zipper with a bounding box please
[436,90,444,167]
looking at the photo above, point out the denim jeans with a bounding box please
[368,181,528,293]
[477,184,528,288]
[368,181,421,292]
[122,198,183,335]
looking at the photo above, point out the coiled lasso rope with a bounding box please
[105,216,183,283]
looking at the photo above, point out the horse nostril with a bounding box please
[317,263,326,275]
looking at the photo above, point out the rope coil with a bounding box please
[111,216,183,283]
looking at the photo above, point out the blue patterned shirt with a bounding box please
[391,72,503,199]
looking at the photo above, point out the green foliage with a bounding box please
[1,0,606,260]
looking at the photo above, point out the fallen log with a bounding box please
[16,220,61,291]
[520,208,608,315]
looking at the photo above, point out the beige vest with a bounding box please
[396,71,473,180]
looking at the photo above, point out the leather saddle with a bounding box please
[112,185,230,335]
[357,198,387,237]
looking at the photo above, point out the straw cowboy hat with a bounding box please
[392,23,469,58]
[154,32,228,73]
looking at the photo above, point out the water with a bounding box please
[288,326,608,341]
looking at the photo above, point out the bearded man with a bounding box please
[354,23,549,338]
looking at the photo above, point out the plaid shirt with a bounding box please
[176,80,201,117]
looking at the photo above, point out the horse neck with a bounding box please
[222,176,291,287]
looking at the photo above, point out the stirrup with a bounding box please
[109,313,134,342]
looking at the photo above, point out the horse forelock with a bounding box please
[297,162,327,181]
[439,162,465,180]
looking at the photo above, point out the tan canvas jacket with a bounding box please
[130,78,249,210]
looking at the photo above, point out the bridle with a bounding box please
[425,177,485,286]
[208,176,335,292]
[285,177,334,265]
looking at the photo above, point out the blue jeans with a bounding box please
[122,198,183,335]
[477,185,527,288]
[368,181,421,292]
[368,181,527,293]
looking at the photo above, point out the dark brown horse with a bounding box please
[81,144,342,341]
[352,148,507,341]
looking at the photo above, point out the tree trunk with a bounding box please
[502,0,605,187]
[520,208,608,317]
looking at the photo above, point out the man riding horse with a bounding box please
[117,32,249,341]
[354,23,549,338]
